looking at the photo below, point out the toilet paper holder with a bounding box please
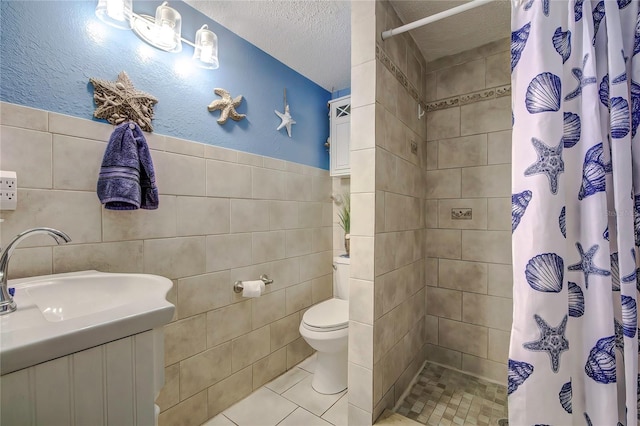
[233,274,274,293]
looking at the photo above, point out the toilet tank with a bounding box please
[333,256,351,300]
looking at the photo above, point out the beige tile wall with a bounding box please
[423,39,512,384]
[0,102,333,426]
[348,0,429,423]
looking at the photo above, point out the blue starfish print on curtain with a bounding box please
[524,138,564,195]
[523,314,569,373]
[611,51,629,84]
[568,242,611,288]
[566,54,597,101]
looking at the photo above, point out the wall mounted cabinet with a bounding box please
[328,95,351,177]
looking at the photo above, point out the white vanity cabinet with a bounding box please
[0,329,164,426]
[328,95,351,177]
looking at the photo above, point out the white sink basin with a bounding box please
[0,271,175,375]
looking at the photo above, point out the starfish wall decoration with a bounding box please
[89,71,158,132]
[207,88,246,124]
[275,88,296,137]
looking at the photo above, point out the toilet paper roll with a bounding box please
[242,280,266,298]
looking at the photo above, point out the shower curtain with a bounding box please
[509,0,640,424]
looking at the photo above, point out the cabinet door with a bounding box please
[330,98,351,177]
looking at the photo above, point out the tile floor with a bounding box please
[203,354,348,426]
[394,363,508,426]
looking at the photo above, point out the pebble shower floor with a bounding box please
[394,363,508,426]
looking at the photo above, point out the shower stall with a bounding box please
[347,0,512,424]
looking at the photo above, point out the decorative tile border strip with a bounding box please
[376,42,426,110]
[427,84,511,112]
[376,41,511,114]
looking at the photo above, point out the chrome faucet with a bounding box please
[0,227,71,315]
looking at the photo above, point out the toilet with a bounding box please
[299,256,350,394]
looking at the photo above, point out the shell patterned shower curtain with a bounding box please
[509,0,640,424]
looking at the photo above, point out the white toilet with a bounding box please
[299,256,350,394]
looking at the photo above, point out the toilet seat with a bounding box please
[302,299,348,332]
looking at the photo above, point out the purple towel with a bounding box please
[97,122,159,210]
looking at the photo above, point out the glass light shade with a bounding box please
[95,0,132,30]
[192,25,219,69]
[153,2,182,53]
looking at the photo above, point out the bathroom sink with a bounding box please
[0,270,175,375]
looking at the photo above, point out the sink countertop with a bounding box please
[0,270,175,375]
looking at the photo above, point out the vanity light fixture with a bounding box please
[95,0,219,69]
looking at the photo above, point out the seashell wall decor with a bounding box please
[89,71,158,132]
[207,88,246,124]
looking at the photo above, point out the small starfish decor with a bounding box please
[89,71,158,132]
[207,88,246,124]
[275,88,296,137]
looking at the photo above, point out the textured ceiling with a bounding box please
[185,0,351,91]
[389,0,511,64]
[186,0,510,92]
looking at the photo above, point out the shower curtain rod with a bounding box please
[381,0,498,40]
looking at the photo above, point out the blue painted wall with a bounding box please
[331,88,351,99]
[0,1,332,169]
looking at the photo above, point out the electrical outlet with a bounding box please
[0,171,17,210]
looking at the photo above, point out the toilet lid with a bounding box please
[302,299,349,330]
